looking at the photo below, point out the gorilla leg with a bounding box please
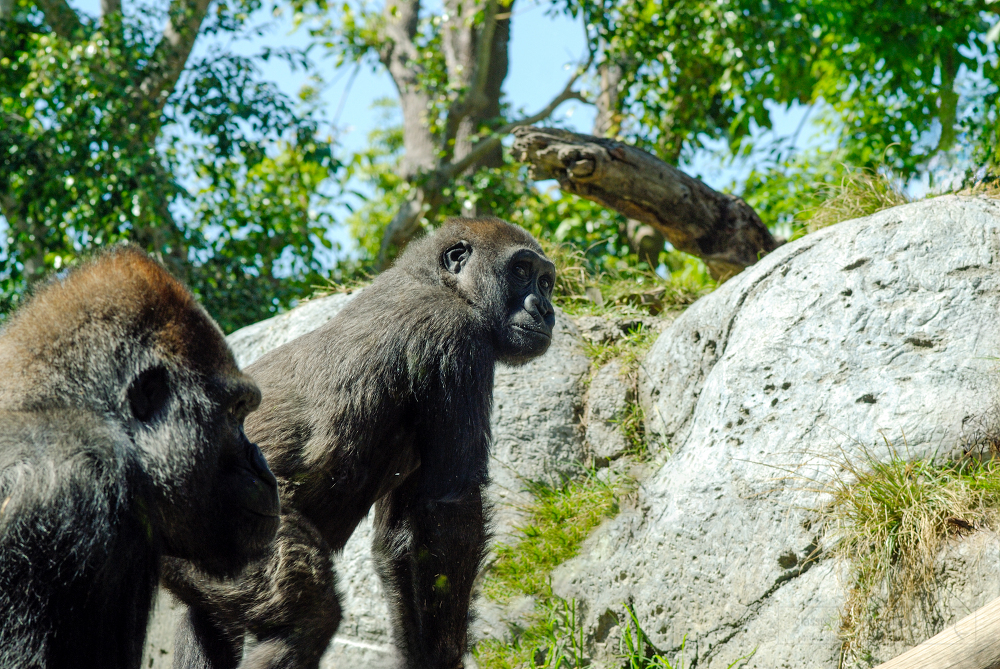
[165,510,342,669]
[373,483,488,669]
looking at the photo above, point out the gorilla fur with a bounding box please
[0,246,280,669]
[164,217,557,669]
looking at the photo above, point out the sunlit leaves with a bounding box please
[0,0,340,330]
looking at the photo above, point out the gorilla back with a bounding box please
[0,247,280,669]
[164,217,557,669]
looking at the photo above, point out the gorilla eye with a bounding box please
[513,263,530,279]
[128,366,170,423]
[539,275,553,292]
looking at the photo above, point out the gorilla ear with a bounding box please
[442,241,472,274]
[128,366,170,422]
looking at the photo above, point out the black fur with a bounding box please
[163,217,557,669]
[0,247,280,669]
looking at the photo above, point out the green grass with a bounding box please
[483,472,627,604]
[618,605,756,669]
[475,596,587,669]
[800,167,909,233]
[474,472,631,669]
[819,437,1000,653]
[543,242,713,319]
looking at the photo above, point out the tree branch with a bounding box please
[137,0,211,112]
[511,126,778,280]
[34,0,85,39]
[440,60,590,178]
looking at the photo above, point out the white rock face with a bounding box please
[551,196,1000,668]
[144,296,589,668]
[584,359,631,462]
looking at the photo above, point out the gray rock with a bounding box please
[584,359,631,463]
[145,294,589,669]
[548,196,1000,668]
[225,291,360,368]
[575,315,619,344]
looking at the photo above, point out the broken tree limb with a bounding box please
[511,126,779,280]
[873,595,1000,669]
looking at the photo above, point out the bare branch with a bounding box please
[512,126,778,280]
[377,189,432,269]
[34,0,85,39]
[440,59,591,178]
[137,0,211,112]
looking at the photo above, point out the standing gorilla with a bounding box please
[0,247,280,669]
[164,217,557,669]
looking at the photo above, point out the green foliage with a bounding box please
[475,596,588,669]
[565,0,999,174]
[818,438,1000,652]
[483,471,625,604]
[739,149,909,240]
[619,606,757,669]
[0,0,340,331]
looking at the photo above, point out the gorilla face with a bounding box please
[126,353,280,578]
[495,247,556,365]
[440,236,556,367]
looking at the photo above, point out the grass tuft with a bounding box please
[475,471,632,669]
[802,167,909,232]
[542,242,713,318]
[483,472,627,604]
[820,437,1000,653]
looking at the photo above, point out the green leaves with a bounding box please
[0,0,340,331]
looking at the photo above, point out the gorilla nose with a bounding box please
[524,293,552,318]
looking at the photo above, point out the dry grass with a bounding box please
[820,437,1000,654]
[541,242,711,318]
[803,167,909,232]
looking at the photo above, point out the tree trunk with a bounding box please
[874,595,1000,669]
[511,126,778,280]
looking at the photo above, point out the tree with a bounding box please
[321,0,1000,276]
[0,0,339,330]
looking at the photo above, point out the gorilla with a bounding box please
[164,216,557,669]
[0,246,280,669]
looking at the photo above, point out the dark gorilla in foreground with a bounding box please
[0,247,281,669]
[164,217,557,669]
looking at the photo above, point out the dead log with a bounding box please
[874,595,1000,669]
[511,126,779,280]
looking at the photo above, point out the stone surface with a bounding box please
[144,295,589,669]
[548,196,1000,668]
[584,359,631,462]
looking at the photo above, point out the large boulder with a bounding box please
[143,296,590,668]
[551,195,1000,667]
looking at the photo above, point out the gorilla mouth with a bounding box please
[513,324,551,339]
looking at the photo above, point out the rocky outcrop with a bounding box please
[551,195,1000,668]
